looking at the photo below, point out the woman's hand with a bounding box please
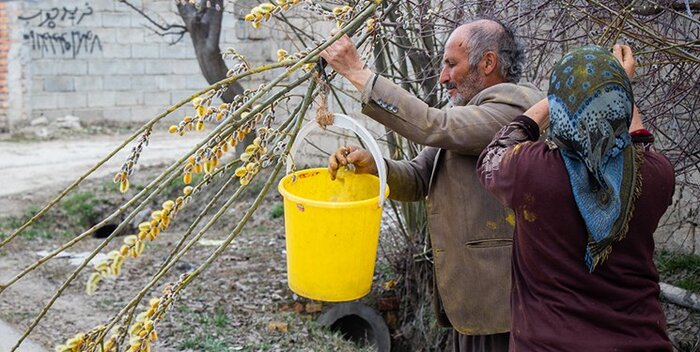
[612,45,644,132]
[613,44,636,80]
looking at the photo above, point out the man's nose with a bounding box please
[439,67,449,85]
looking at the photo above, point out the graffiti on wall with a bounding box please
[22,30,102,58]
[18,4,94,28]
[18,3,102,58]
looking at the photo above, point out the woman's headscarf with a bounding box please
[547,45,641,272]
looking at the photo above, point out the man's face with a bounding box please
[439,34,486,106]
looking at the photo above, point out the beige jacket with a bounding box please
[361,75,544,334]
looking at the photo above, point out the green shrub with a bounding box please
[270,203,284,219]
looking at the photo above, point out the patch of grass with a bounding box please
[178,335,229,352]
[195,308,230,329]
[0,192,103,240]
[201,336,230,352]
[61,191,97,227]
[656,251,700,294]
[178,337,200,350]
[0,206,58,240]
[212,310,229,328]
[270,203,284,219]
[177,308,232,352]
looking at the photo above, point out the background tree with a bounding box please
[119,0,253,152]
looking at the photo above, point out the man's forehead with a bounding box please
[443,32,469,60]
[446,24,474,46]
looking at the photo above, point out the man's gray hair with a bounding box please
[465,18,525,83]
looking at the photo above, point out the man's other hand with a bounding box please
[328,145,377,180]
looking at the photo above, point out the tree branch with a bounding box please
[117,0,188,44]
[632,0,700,16]
[175,0,244,103]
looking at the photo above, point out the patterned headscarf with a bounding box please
[547,45,641,271]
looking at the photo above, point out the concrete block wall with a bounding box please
[3,0,388,160]
[4,0,304,127]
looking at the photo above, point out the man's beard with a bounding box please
[446,72,485,106]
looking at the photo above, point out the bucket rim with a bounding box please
[277,168,389,209]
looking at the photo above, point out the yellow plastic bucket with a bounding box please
[277,114,389,302]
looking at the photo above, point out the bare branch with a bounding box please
[117,0,188,44]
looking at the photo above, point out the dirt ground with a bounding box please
[0,130,698,352]
[0,130,374,351]
[0,190,369,352]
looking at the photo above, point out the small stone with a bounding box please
[56,115,82,130]
[34,127,50,139]
[30,117,49,126]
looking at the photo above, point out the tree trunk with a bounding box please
[176,0,245,103]
[176,0,252,154]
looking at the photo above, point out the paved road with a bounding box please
[0,131,204,197]
[0,319,48,352]
[0,130,205,351]
[0,131,204,216]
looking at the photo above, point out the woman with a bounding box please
[476,45,674,351]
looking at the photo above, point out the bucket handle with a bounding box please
[287,113,387,207]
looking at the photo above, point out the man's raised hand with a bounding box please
[320,32,373,92]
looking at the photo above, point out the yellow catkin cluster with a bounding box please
[182,141,228,182]
[276,48,315,71]
[234,137,266,186]
[115,171,130,194]
[54,326,117,352]
[62,285,176,351]
[54,332,87,352]
[127,298,162,352]
[366,17,378,33]
[169,97,229,136]
[332,5,353,27]
[276,49,288,63]
[87,200,181,295]
[244,0,301,28]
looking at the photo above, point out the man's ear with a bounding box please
[481,51,498,76]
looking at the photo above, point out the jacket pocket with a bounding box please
[464,238,512,248]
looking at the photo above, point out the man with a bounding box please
[321,19,543,351]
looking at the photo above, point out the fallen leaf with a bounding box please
[305,302,322,313]
[267,321,289,333]
[292,302,304,314]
